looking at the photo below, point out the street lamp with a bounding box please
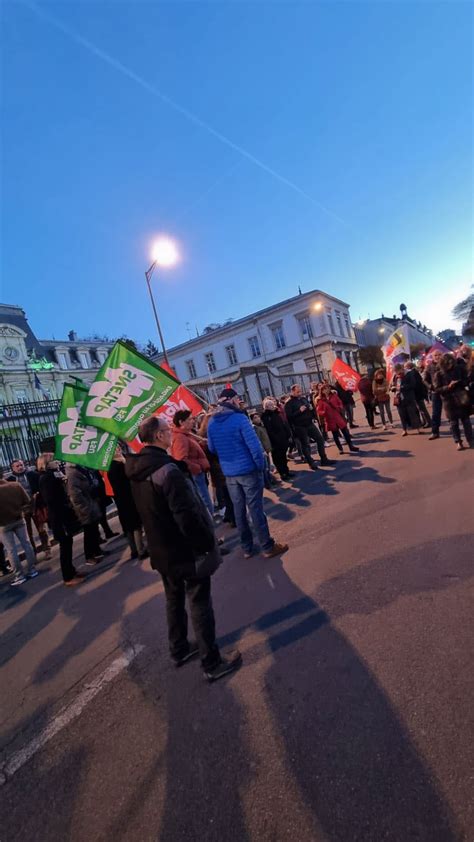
[306,304,323,381]
[145,236,180,364]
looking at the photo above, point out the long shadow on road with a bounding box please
[215,535,471,841]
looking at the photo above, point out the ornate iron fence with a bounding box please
[0,399,60,468]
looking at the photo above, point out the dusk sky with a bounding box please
[2,1,472,349]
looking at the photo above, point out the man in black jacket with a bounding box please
[285,384,332,470]
[423,349,443,439]
[126,414,241,682]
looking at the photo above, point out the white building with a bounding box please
[354,305,434,349]
[155,289,359,405]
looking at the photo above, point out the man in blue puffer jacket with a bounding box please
[208,388,289,559]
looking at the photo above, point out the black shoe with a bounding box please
[428,433,439,440]
[138,551,149,560]
[204,650,242,682]
[309,462,319,471]
[129,552,139,561]
[104,531,119,541]
[350,423,359,428]
[349,446,360,452]
[173,644,199,668]
[220,547,231,556]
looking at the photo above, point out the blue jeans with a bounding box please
[226,471,273,553]
[194,472,214,517]
[1,520,36,575]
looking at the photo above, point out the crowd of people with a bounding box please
[0,344,472,681]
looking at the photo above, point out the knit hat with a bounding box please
[218,387,239,401]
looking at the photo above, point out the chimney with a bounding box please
[68,330,78,342]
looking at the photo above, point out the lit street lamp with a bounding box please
[145,236,180,365]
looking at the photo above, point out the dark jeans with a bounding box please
[417,400,431,427]
[294,423,326,466]
[161,574,220,670]
[397,400,421,431]
[272,446,289,478]
[83,522,102,560]
[378,401,393,425]
[226,470,273,553]
[332,427,353,451]
[431,393,442,434]
[450,416,473,445]
[363,402,375,428]
[59,534,77,582]
[344,403,355,426]
[215,480,235,524]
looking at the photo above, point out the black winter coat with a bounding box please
[40,468,80,540]
[107,460,142,534]
[126,446,215,577]
[412,369,428,402]
[434,362,471,421]
[261,409,290,449]
[66,465,101,526]
[285,396,314,428]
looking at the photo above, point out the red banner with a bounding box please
[128,362,204,452]
[331,359,361,392]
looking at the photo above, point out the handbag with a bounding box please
[451,388,471,410]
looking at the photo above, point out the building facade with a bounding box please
[354,306,434,350]
[0,304,114,406]
[0,304,114,465]
[155,290,359,405]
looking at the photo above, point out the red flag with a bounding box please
[331,359,361,392]
[129,362,204,451]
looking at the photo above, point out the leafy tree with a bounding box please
[144,340,159,357]
[358,345,384,368]
[118,336,138,351]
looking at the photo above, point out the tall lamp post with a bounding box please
[145,236,180,365]
[309,301,324,381]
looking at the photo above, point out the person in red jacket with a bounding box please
[316,386,360,454]
[171,410,213,515]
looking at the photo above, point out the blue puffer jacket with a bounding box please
[207,405,265,477]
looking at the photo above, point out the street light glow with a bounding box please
[313,302,323,312]
[151,236,180,268]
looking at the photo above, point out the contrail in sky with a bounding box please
[20,0,348,226]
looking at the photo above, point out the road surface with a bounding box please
[1,419,473,841]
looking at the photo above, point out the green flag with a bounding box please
[55,384,118,470]
[80,340,180,440]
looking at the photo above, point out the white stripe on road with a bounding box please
[1,644,144,783]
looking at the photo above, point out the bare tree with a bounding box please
[452,286,474,323]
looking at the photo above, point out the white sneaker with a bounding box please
[383,425,387,430]
[11,573,26,587]
[27,568,39,579]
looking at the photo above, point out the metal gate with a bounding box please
[0,400,60,468]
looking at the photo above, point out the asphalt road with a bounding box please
[1,416,473,842]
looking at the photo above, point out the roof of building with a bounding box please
[156,288,351,358]
[0,303,44,353]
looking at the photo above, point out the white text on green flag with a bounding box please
[80,341,180,440]
[55,384,118,470]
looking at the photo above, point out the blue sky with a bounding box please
[2,0,472,348]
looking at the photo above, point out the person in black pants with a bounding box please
[65,464,106,565]
[261,397,293,480]
[285,384,332,470]
[335,382,358,428]
[423,350,443,439]
[39,456,86,586]
[406,362,431,428]
[126,414,241,683]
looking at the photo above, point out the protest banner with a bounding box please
[55,384,117,470]
[331,358,361,391]
[80,341,179,441]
